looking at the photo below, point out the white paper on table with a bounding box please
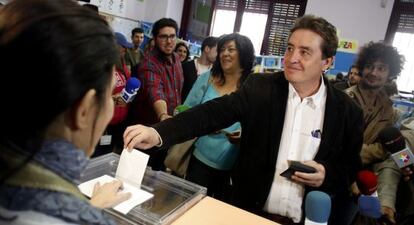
[78,149,152,214]
[78,175,153,214]
[116,149,149,187]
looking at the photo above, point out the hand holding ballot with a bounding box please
[90,179,131,209]
[123,125,162,150]
[79,149,153,214]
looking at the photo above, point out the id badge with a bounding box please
[100,135,112,145]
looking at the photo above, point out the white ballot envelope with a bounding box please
[78,149,153,214]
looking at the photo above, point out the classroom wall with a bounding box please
[144,0,169,23]
[306,0,395,74]
[166,0,184,26]
[144,0,184,27]
[87,0,184,28]
[124,0,146,21]
[306,0,394,47]
[106,0,390,44]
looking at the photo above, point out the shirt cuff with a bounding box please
[150,127,163,147]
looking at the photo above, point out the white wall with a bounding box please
[305,0,394,46]
[87,0,184,27]
[143,0,184,27]
[166,0,184,26]
[144,0,169,23]
[125,0,146,21]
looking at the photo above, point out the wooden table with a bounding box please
[172,197,280,225]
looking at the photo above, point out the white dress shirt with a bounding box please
[263,77,327,222]
[195,58,211,75]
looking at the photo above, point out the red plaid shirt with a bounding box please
[135,48,183,125]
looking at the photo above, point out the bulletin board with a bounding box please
[90,0,127,17]
[104,13,141,39]
[88,0,141,39]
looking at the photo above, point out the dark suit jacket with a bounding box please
[333,80,351,91]
[154,71,363,222]
[181,59,197,102]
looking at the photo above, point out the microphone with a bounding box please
[356,170,382,218]
[358,195,382,219]
[305,191,331,225]
[378,127,414,169]
[120,77,141,103]
[356,170,378,196]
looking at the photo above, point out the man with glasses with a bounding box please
[131,18,183,170]
[346,41,405,224]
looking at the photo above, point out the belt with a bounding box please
[260,212,298,225]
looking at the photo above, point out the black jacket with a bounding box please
[181,59,197,102]
[155,71,363,222]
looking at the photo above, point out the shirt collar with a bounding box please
[288,76,327,109]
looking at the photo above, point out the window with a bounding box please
[261,1,306,55]
[211,0,238,37]
[211,9,237,37]
[385,0,414,92]
[239,0,270,53]
[239,13,268,53]
[210,0,307,55]
[393,32,414,93]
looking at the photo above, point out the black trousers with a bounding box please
[186,155,232,202]
[141,146,167,171]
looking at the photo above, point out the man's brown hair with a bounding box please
[289,15,338,59]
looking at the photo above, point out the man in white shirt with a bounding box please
[181,36,218,101]
[123,15,363,224]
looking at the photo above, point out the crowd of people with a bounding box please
[0,0,413,225]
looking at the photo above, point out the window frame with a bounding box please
[211,0,307,55]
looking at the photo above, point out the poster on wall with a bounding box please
[105,14,140,39]
[87,0,140,40]
[195,1,210,23]
[91,0,126,17]
[187,0,212,43]
[338,39,358,54]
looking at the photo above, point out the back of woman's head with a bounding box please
[211,33,255,87]
[0,0,118,145]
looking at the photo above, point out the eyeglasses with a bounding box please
[349,72,360,76]
[219,47,237,54]
[157,34,176,42]
[364,63,389,72]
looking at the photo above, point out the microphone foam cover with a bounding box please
[125,77,141,93]
[305,191,331,223]
[358,195,382,219]
[356,170,378,195]
[378,127,406,153]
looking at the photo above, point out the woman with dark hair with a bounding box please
[0,0,130,224]
[174,42,190,63]
[143,38,155,56]
[182,33,255,201]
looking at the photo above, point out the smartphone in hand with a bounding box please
[280,161,316,179]
[220,130,241,137]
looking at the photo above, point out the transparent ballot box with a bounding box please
[80,153,207,225]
